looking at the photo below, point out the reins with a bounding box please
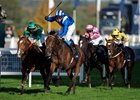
[109,50,122,59]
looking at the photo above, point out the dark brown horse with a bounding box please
[45,35,85,95]
[17,36,50,94]
[105,39,135,89]
[79,35,109,88]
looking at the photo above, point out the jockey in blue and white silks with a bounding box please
[45,10,78,59]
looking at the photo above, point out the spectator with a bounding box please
[5,26,14,38]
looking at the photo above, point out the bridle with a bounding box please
[107,41,122,59]
[17,37,33,57]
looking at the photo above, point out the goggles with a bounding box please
[86,30,92,33]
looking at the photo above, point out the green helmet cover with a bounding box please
[28,22,36,29]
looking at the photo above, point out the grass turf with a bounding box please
[0,61,140,100]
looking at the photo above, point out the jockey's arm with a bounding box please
[121,32,128,44]
[35,29,42,41]
[59,21,69,38]
[45,16,57,22]
[23,30,30,37]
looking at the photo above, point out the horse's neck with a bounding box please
[112,45,122,56]
[31,45,42,54]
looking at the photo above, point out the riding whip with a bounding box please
[47,0,62,17]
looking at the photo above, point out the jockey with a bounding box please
[84,24,107,58]
[84,24,103,45]
[108,28,128,45]
[23,21,46,52]
[108,28,129,60]
[45,10,79,59]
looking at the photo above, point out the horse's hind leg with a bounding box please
[120,68,126,85]
[127,62,134,88]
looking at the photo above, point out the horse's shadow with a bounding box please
[0,87,44,94]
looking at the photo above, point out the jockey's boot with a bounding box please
[41,43,46,55]
[70,39,79,59]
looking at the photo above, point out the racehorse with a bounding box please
[79,35,109,88]
[105,39,135,88]
[17,36,50,94]
[45,34,85,95]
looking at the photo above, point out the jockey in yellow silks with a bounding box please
[108,28,128,45]
[108,28,129,60]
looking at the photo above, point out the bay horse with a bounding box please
[105,39,135,89]
[17,36,50,94]
[79,35,109,88]
[45,34,85,95]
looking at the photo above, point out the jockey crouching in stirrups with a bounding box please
[83,24,107,58]
[108,28,129,61]
[23,21,46,54]
[45,10,79,59]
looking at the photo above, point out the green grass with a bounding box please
[0,62,140,100]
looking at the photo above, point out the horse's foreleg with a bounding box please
[65,64,80,95]
[86,65,91,88]
[21,67,28,94]
[65,68,73,95]
[46,63,56,92]
[83,63,91,88]
[40,69,47,90]
[109,67,115,89]
[82,64,88,83]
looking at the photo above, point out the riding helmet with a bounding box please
[55,10,65,17]
[28,22,36,29]
[86,24,94,31]
[112,28,120,35]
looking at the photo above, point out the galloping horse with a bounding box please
[105,39,135,88]
[45,34,85,95]
[79,35,109,88]
[17,36,50,94]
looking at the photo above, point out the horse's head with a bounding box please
[105,38,118,56]
[17,36,32,58]
[45,35,61,57]
[79,35,89,49]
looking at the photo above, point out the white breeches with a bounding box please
[63,23,75,41]
[90,36,103,45]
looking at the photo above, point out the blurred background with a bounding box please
[0,0,140,48]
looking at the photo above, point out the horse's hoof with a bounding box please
[48,86,51,90]
[81,80,87,84]
[44,87,51,92]
[88,84,92,88]
[20,92,23,95]
[64,91,70,96]
[127,84,131,88]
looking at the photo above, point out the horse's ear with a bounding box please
[105,38,108,41]
[18,35,23,39]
